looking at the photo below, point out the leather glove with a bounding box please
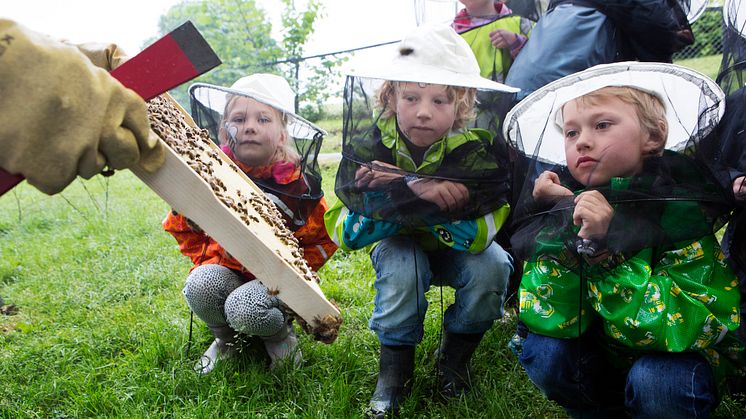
[75,42,129,71]
[0,19,164,195]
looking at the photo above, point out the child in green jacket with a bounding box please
[504,61,744,417]
[325,24,518,417]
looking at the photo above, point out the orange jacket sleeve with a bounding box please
[163,197,336,275]
[294,196,338,271]
[162,210,248,276]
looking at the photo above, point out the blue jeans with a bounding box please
[519,332,718,419]
[369,235,513,346]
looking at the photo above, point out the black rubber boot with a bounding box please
[436,331,484,398]
[366,345,416,418]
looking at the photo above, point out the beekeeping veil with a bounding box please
[189,74,326,229]
[712,0,746,273]
[335,23,519,226]
[504,61,729,265]
[714,0,746,181]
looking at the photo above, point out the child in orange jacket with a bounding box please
[163,74,337,374]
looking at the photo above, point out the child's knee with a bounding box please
[488,243,514,280]
[626,353,717,417]
[460,244,513,289]
[183,264,242,307]
[224,280,284,337]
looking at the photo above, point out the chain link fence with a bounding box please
[674,6,724,60]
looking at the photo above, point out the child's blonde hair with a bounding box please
[375,81,477,131]
[574,86,668,156]
[221,94,300,166]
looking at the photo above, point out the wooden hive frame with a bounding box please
[131,94,341,343]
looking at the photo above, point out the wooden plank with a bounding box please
[130,94,341,343]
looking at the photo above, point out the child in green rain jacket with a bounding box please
[504,62,744,418]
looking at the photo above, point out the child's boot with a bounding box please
[436,331,484,398]
[262,322,301,369]
[194,325,237,375]
[366,345,415,418]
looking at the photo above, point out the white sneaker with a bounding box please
[262,326,302,370]
[193,338,236,375]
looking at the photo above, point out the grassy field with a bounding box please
[2,164,745,417]
[0,168,564,418]
[1,55,743,417]
[675,53,723,80]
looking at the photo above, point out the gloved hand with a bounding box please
[75,41,129,70]
[0,19,164,195]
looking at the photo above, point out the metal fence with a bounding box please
[674,6,724,60]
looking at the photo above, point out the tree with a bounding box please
[277,0,348,120]
[150,0,346,120]
[151,0,280,106]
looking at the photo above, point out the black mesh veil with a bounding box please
[714,0,746,275]
[503,62,746,400]
[334,74,514,226]
[717,0,746,97]
[504,0,547,21]
[189,82,325,229]
[504,61,729,269]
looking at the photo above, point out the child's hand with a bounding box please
[354,161,403,189]
[489,29,517,49]
[733,176,746,201]
[573,191,613,240]
[533,171,573,203]
[407,178,469,212]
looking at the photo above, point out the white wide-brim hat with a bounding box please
[503,61,724,164]
[349,23,519,93]
[686,0,709,23]
[189,73,326,139]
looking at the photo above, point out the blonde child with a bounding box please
[504,62,744,417]
[325,24,517,416]
[164,74,337,374]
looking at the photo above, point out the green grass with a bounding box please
[1,165,744,417]
[316,116,343,155]
[674,54,723,80]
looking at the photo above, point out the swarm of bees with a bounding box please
[147,96,320,284]
[146,96,342,341]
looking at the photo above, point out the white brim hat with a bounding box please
[349,23,519,93]
[503,61,724,164]
[189,73,326,139]
[686,0,709,23]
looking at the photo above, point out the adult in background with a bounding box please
[504,0,693,102]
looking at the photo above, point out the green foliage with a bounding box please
[152,0,281,106]
[277,0,348,121]
[151,0,346,120]
[674,8,724,60]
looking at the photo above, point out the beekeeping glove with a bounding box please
[75,41,129,70]
[0,19,164,195]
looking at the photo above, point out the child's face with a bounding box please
[394,83,456,147]
[562,95,660,187]
[220,96,286,167]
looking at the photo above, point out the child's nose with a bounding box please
[416,104,432,119]
[243,121,258,133]
[575,131,592,150]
